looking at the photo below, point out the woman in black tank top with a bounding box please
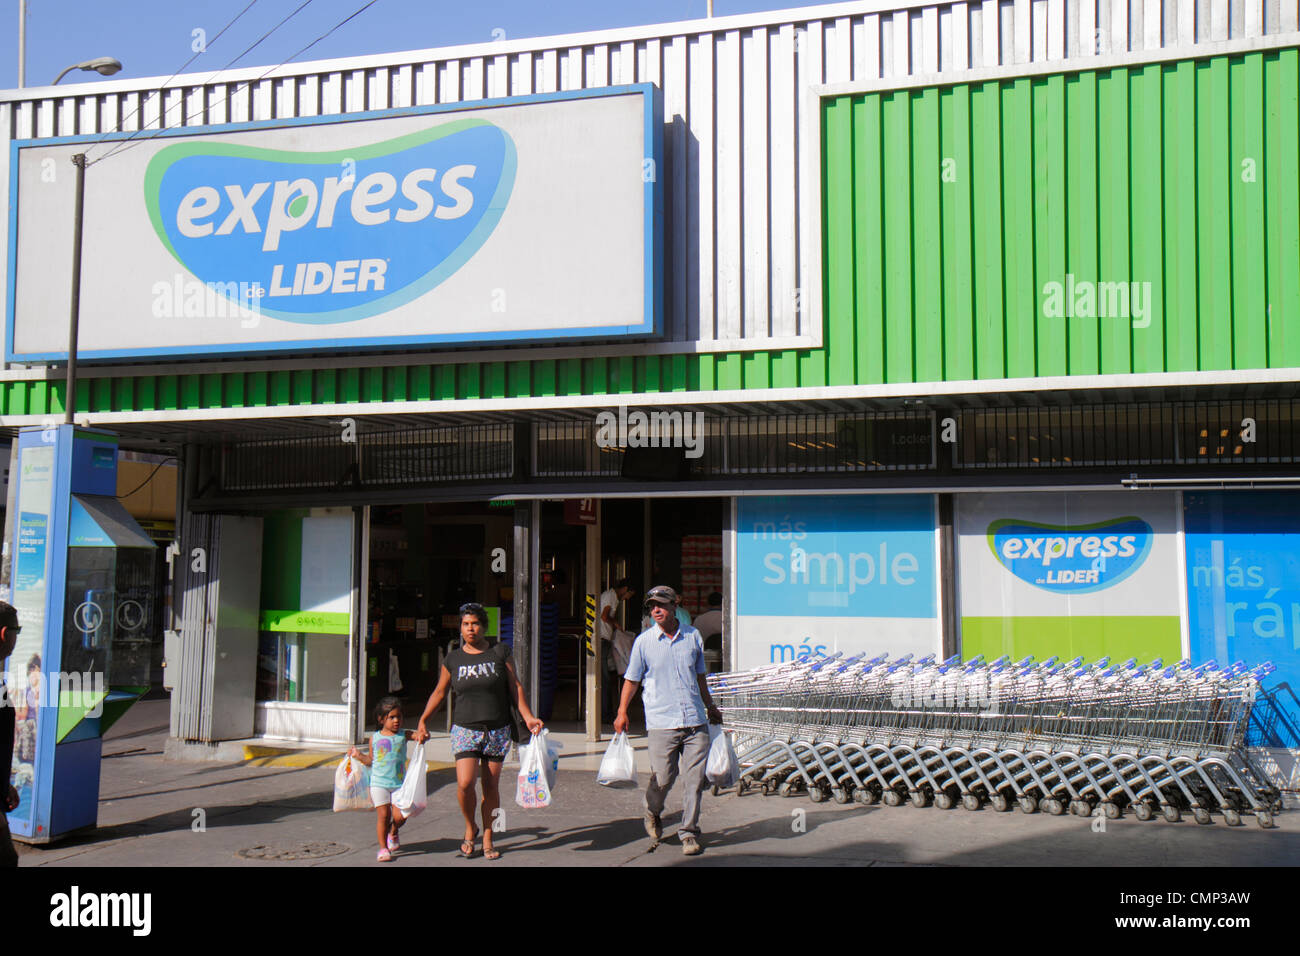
[415,603,543,860]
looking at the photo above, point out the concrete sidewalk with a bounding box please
[14,699,1297,867]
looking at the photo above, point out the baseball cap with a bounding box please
[645,585,679,607]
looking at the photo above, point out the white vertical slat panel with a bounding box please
[852,16,870,79]
[1098,0,1114,51]
[414,63,435,106]
[1033,0,1049,59]
[983,0,1002,65]
[953,3,971,68]
[79,95,98,135]
[439,61,459,103]
[743,27,771,339]
[827,17,853,83]
[589,44,611,88]
[770,24,798,339]
[1263,0,1279,32]
[642,38,662,87]
[881,10,896,72]
[184,87,204,126]
[254,77,275,120]
[272,76,292,119]
[1146,0,1166,46]
[893,10,912,76]
[300,76,320,118]
[865,13,883,78]
[1049,0,1067,57]
[1281,0,1298,30]
[1014,0,1033,62]
[970,3,985,65]
[1230,0,1245,35]
[1129,0,1144,50]
[1244,0,1264,34]
[911,11,927,74]
[393,65,412,108]
[664,34,688,342]
[939,6,954,73]
[716,30,743,342]
[14,101,34,139]
[797,19,823,339]
[923,7,941,73]
[618,40,637,83]
[1079,0,1097,54]
[144,87,164,130]
[1178,0,1198,44]
[487,54,507,98]
[1211,0,1230,39]
[688,32,714,343]
[464,58,485,100]
[537,49,558,94]
[321,71,343,115]
[512,53,533,95]
[560,47,583,91]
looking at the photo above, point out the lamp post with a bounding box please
[53,57,122,85]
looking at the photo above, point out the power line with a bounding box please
[117,457,178,500]
[82,0,264,164]
[89,0,383,168]
[91,0,323,167]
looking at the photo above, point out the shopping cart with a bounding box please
[708,653,1282,828]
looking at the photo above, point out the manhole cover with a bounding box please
[237,841,351,861]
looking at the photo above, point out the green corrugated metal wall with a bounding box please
[823,47,1299,382]
[3,48,1294,419]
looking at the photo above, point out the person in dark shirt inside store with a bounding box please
[414,602,543,860]
[0,601,22,868]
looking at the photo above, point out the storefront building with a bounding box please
[1,1,1297,788]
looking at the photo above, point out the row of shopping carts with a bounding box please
[707,652,1282,828]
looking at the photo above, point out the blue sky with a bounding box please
[6,0,836,90]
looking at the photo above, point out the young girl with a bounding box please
[349,696,414,862]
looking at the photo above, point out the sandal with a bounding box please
[459,827,480,858]
[482,842,501,860]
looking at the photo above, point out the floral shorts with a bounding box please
[450,724,513,761]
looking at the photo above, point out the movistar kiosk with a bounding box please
[5,425,156,843]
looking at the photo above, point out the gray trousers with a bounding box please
[645,724,710,836]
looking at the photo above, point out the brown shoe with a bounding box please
[680,834,702,856]
[644,812,662,842]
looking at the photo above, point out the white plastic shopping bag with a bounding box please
[706,724,740,789]
[596,732,638,787]
[332,754,371,812]
[393,742,428,819]
[515,731,552,808]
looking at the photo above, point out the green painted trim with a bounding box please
[960,616,1181,662]
[260,609,351,635]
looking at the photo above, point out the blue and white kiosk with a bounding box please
[5,424,156,843]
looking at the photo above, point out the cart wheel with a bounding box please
[808,786,828,804]
[1102,802,1121,820]
[1043,798,1065,816]
[736,778,750,795]
[962,794,982,811]
[1193,808,1212,825]
[1018,795,1038,814]
[1222,808,1241,827]
[1162,805,1181,824]
[932,792,953,810]
[1133,802,1154,821]
[910,790,930,809]
[1255,810,1273,829]
[831,788,851,805]
[883,790,904,807]
[1069,800,1089,817]
[762,780,778,796]
[990,794,1010,813]
[779,782,795,797]
[857,788,880,806]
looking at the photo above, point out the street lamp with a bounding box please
[52,57,123,85]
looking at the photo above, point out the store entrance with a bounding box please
[538,497,726,733]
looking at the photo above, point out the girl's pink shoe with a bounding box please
[387,832,399,851]
[377,848,392,862]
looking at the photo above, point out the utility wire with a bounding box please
[82,0,264,164]
[91,0,321,167]
[117,457,178,500]
[90,0,382,168]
